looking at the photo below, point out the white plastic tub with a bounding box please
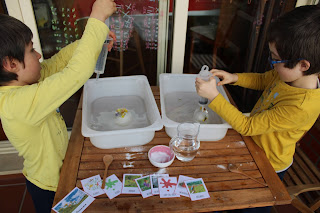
[159,74,231,141]
[82,75,163,149]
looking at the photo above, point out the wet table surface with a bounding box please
[52,86,291,212]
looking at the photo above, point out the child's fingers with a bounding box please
[211,70,225,78]
[109,31,116,42]
[210,68,224,74]
[107,31,116,51]
[195,77,205,84]
[195,78,205,91]
[209,76,217,85]
[112,2,117,13]
[107,43,112,52]
[211,72,225,86]
[217,78,229,86]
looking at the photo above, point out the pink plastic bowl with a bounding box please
[148,145,175,168]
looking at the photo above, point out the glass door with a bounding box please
[15,0,169,85]
[177,0,299,112]
[3,0,317,127]
[4,0,170,128]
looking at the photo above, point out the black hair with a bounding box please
[0,14,33,85]
[267,5,320,75]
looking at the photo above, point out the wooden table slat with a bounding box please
[84,188,275,212]
[242,136,291,205]
[80,153,253,163]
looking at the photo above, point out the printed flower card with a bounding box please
[122,174,142,194]
[135,175,153,198]
[52,187,94,213]
[184,178,210,201]
[80,175,105,197]
[175,175,195,197]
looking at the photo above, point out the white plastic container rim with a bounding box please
[159,73,232,129]
[82,75,163,137]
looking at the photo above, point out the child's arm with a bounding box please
[233,70,276,91]
[39,30,116,81]
[196,69,276,105]
[209,69,275,90]
[39,41,79,80]
[208,94,309,136]
[196,69,310,136]
[3,0,116,125]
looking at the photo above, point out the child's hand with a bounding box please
[107,31,116,51]
[195,76,219,102]
[90,0,116,22]
[210,69,238,86]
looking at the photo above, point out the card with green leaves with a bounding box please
[102,174,122,199]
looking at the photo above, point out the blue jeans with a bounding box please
[26,179,55,213]
[227,170,287,213]
[277,170,286,181]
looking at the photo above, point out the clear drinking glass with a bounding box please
[169,122,200,162]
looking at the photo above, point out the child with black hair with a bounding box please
[196,5,320,212]
[0,0,116,212]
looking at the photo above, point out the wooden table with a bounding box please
[52,86,291,212]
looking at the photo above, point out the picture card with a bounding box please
[150,174,169,195]
[158,177,180,198]
[102,174,122,200]
[135,176,153,198]
[80,174,105,197]
[122,174,142,194]
[185,178,210,201]
[52,187,94,213]
[175,175,195,197]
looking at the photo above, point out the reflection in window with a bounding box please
[31,0,162,85]
[184,0,296,112]
[31,0,165,129]
[185,0,258,74]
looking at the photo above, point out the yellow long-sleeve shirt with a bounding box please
[0,18,109,191]
[209,70,320,172]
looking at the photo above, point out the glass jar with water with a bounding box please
[169,122,200,162]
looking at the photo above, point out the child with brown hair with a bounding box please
[0,0,116,212]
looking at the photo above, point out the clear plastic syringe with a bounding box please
[193,65,212,124]
[95,18,112,80]
[197,65,212,104]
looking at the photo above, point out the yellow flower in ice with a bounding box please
[115,108,128,118]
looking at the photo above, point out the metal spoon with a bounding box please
[101,155,113,189]
[228,163,268,187]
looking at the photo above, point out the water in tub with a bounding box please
[90,95,150,131]
[165,92,222,124]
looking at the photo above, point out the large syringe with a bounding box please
[193,65,212,124]
[95,18,112,80]
[197,65,212,104]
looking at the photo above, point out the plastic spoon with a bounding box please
[228,163,268,187]
[101,155,113,189]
